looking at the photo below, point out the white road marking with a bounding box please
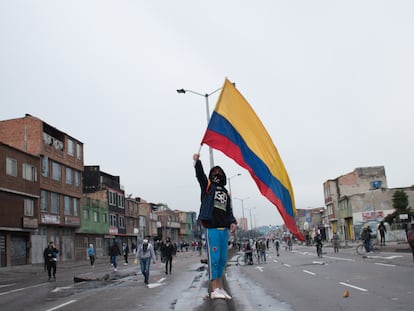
[51,286,73,293]
[0,283,46,296]
[0,283,16,288]
[255,266,264,272]
[312,261,325,265]
[366,255,403,260]
[147,277,167,288]
[273,259,278,263]
[374,262,396,267]
[283,263,291,267]
[339,282,368,292]
[303,270,316,276]
[45,300,76,311]
[324,256,354,262]
[379,255,403,259]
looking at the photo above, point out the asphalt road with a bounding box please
[0,243,412,311]
[226,243,413,311]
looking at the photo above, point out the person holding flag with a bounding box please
[193,153,237,300]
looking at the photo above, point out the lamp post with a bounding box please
[234,197,249,230]
[247,207,255,231]
[246,207,255,239]
[227,173,241,201]
[176,87,221,169]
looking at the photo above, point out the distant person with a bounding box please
[361,225,373,253]
[87,244,95,267]
[407,221,414,263]
[258,240,267,263]
[314,232,323,257]
[136,238,156,284]
[44,241,59,281]
[109,241,121,272]
[378,221,387,246]
[131,242,137,255]
[122,243,129,265]
[287,237,293,251]
[163,237,174,275]
[274,239,280,256]
[245,241,253,265]
[197,240,203,256]
[193,153,237,300]
[43,245,49,272]
[331,231,340,253]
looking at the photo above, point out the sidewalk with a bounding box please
[327,240,411,253]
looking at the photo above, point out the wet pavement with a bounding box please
[0,241,410,310]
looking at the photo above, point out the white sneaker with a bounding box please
[219,288,232,299]
[210,288,226,299]
[114,268,117,272]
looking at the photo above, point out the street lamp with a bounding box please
[176,87,221,169]
[247,207,256,231]
[234,197,249,230]
[227,173,241,200]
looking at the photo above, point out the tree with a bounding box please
[385,190,412,225]
[392,190,409,212]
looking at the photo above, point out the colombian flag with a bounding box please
[201,78,303,240]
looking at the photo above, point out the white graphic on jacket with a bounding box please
[214,187,227,212]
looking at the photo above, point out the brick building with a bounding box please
[0,114,83,264]
[0,142,40,266]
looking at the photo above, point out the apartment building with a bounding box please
[124,197,140,249]
[83,166,125,253]
[0,114,83,264]
[177,210,198,242]
[323,166,392,240]
[76,192,110,260]
[0,143,40,266]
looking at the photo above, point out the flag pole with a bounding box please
[193,144,203,166]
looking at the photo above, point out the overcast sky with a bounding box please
[1,1,413,228]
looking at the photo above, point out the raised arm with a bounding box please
[193,153,208,198]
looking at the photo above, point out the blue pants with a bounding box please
[140,257,151,283]
[364,240,371,252]
[205,228,228,281]
[111,256,118,268]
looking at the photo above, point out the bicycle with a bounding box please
[356,241,380,255]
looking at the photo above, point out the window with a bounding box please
[52,162,61,181]
[83,209,89,220]
[73,199,79,216]
[76,143,82,160]
[93,211,99,222]
[74,171,80,187]
[64,196,71,215]
[67,139,75,156]
[23,163,37,181]
[102,213,107,223]
[65,167,72,184]
[51,192,59,214]
[24,199,34,216]
[42,156,49,177]
[40,190,48,212]
[108,191,116,206]
[110,214,117,227]
[6,157,17,177]
[119,216,125,228]
[118,194,124,208]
